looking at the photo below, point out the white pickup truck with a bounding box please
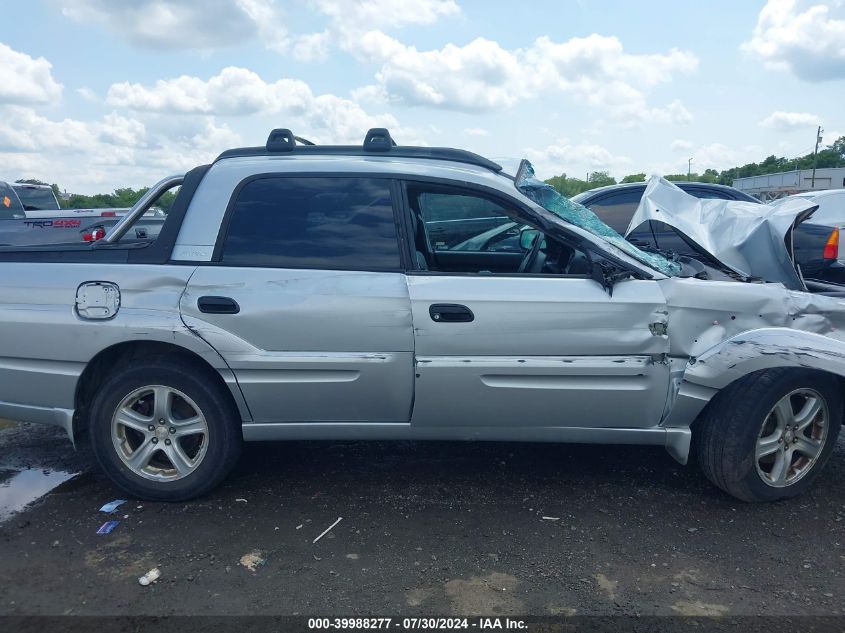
[1,128,843,503]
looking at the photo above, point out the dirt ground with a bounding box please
[0,421,843,618]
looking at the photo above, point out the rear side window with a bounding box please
[584,189,643,234]
[220,177,400,269]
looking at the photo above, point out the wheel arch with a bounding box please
[663,328,845,458]
[74,340,250,436]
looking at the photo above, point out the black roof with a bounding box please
[215,128,503,173]
[571,180,759,203]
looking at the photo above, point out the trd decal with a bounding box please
[23,219,82,229]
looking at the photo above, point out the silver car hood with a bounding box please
[625,177,818,289]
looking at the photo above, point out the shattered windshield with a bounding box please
[514,161,681,276]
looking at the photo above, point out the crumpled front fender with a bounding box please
[687,327,845,389]
[663,327,845,434]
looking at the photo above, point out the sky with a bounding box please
[0,0,843,194]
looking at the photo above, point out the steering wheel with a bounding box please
[517,231,546,273]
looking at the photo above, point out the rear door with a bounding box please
[179,176,415,424]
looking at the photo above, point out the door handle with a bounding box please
[429,303,474,323]
[197,296,240,314]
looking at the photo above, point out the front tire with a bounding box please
[88,356,242,501]
[695,368,841,502]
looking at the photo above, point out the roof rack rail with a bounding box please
[215,128,503,173]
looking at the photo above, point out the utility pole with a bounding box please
[811,126,824,189]
[688,157,693,180]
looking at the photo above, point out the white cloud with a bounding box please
[289,2,696,118]
[297,0,462,67]
[293,31,332,62]
[362,36,524,110]
[648,143,766,177]
[76,87,98,102]
[464,127,489,136]
[759,110,822,129]
[0,104,240,192]
[0,43,63,105]
[0,106,94,153]
[742,0,845,80]
[523,139,632,180]
[59,0,288,52]
[648,100,694,125]
[688,143,739,170]
[309,0,459,31]
[351,32,697,118]
[106,66,400,143]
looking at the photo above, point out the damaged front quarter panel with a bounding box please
[660,276,845,432]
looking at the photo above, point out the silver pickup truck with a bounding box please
[1,180,166,246]
[2,128,844,503]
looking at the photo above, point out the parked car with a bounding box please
[0,211,165,246]
[571,182,844,284]
[2,128,845,504]
[787,190,845,284]
[0,180,164,246]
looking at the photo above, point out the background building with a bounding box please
[733,168,845,201]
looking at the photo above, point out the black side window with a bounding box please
[584,189,643,234]
[221,177,400,269]
[683,187,731,200]
[412,189,516,252]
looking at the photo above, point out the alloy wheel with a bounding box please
[755,388,828,488]
[111,385,209,481]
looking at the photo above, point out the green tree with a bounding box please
[700,168,719,183]
[545,173,591,197]
[545,171,617,197]
[621,173,646,183]
[63,187,177,213]
[587,171,616,188]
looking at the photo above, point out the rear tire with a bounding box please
[695,368,841,502]
[88,355,242,501]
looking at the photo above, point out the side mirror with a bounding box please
[519,227,541,251]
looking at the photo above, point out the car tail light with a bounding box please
[82,226,106,242]
[100,211,116,217]
[823,228,839,261]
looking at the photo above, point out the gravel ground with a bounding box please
[0,421,843,618]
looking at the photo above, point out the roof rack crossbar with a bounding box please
[225,128,503,173]
[363,128,395,151]
[266,128,295,152]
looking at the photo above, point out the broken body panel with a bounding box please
[515,166,845,460]
[627,176,819,290]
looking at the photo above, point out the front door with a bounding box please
[404,180,671,429]
[180,176,414,424]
